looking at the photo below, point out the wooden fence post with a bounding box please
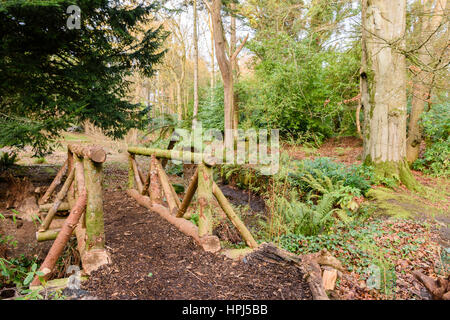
[39,168,75,232]
[197,163,213,237]
[150,155,162,205]
[212,182,258,248]
[128,154,135,190]
[83,157,106,251]
[177,168,198,218]
[38,159,68,205]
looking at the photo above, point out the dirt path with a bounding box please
[83,179,311,300]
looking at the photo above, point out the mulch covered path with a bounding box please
[83,189,312,300]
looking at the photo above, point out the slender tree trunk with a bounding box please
[230,3,241,130]
[406,0,447,163]
[176,80,183,120]
[193,0,199,128]
[208,11,215,100]
[210,0,234,149]
[361,0,417,189]
[230,3,238,130]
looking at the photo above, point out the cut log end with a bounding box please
[199,235,221,253]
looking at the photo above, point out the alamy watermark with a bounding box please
[164,124,280,175]
[67,265,81,290]
[66,5,81,30]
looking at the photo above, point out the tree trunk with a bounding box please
[406,0,447,163]
[210,0,234,149]
[176,80,183,121]
[192,0,199,128]
[208,11,215,100]
[83,157,106,251]
[361,0,417,189]
[197,163,214,237]
[230,2,239,130]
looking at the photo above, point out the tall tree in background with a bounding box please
[192,0,200,128]
[0,0,166,154]
[361,0,417,189]
[204,0,247,148]
[206,9,216,101]
[164,18,188,120]
[406,0,448,163]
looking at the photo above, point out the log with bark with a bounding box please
[31,156,87,286]
[155,159,180,215]
[129,154,143,193]
[176,168,198,218]
[141,159,152,195]
[212,181,258,249]
[68,144,107,163]
[149,155,163,205]
[197,163,213,237]
[39,202,70,212]
[39,168,75,231]
[38,159,68,205]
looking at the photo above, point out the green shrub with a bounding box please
[262,189,339,237]
[242,33,360,138]
[289,157,373,195]
[0,254,41,289]
[412,137,449,177]
[412,102,450,177]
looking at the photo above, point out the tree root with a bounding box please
[413,271,450,300]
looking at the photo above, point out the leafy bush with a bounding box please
[413,137,449,177]
[289,157,373,195]
[262,190,339,237]
[243,33,360,138]
[0,254,42,289]
[412,102,450,177]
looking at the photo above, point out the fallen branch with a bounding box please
[39,168,74,231]
[212,182,258,249]
[176,168,198,218]
[38,159,68,205]
[413,271,449,300]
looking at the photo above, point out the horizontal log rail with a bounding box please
[68,144,107,163]
[128,146,218,165]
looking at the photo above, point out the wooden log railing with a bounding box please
[127,146,258,253]
[32,144,110,286]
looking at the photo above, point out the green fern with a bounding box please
[0,151,18,169]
